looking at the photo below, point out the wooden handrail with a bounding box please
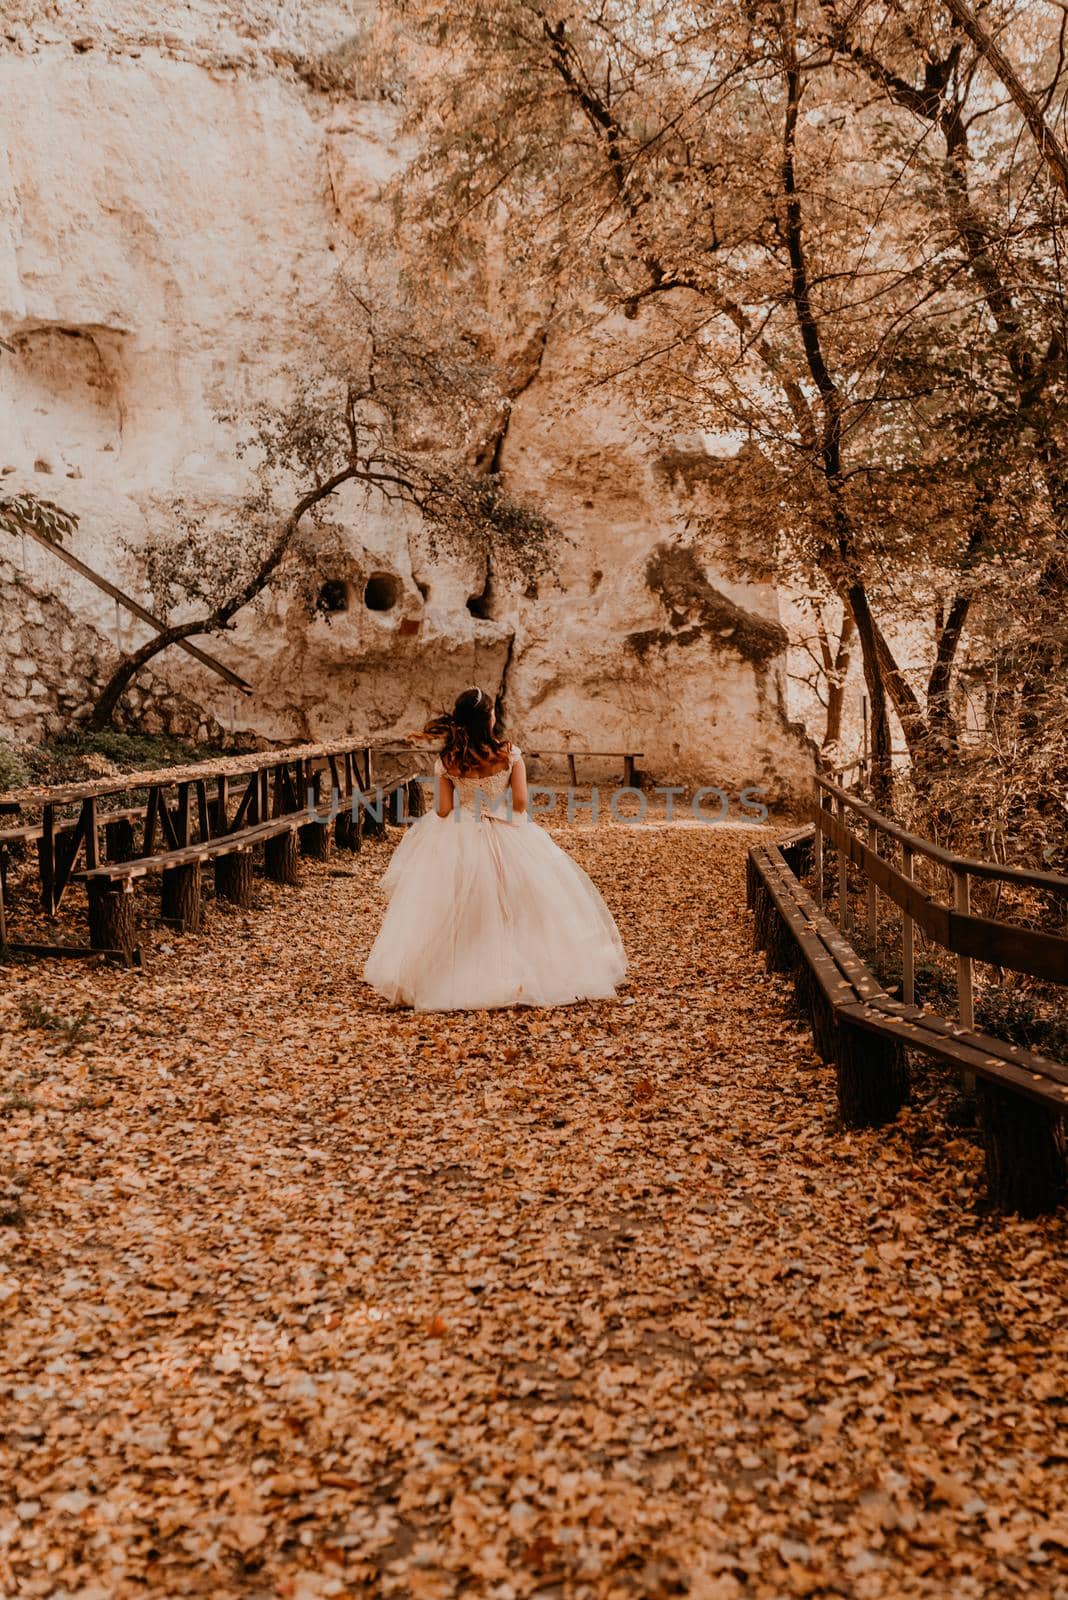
[811,775,1067,1031]
[4,738,413,809]
[814,773,1068,895]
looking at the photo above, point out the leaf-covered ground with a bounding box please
[1,818,1066,1599]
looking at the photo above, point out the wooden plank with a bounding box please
[953,867,975,1033]
[143,788,159,858]
[51,806,90,907]
[84,798,99,872]
[0,806,146,848]
[40,805,56,915]
[816,801,1068,983]
[871,997,1068,1084]
[7,740,384,808]
[947,910,1068,986]
[2,941,142,964]
[154,789,182,852]
[75,800,346,884]
[229,773,259,834]
[764,846,886,1001]
[195,780,210,842]
[176,783,192,849]
[839,1001,1068,1109]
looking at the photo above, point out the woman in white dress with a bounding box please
[364,687,627,1012]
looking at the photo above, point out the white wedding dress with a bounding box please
[363,745,627,1011]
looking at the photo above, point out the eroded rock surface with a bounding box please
[0,2,809,794]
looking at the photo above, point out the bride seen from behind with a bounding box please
[363,687,627,1011]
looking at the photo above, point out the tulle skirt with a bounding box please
[363,808,627,1012]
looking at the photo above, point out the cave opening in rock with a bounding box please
[467,567,494,620]
[364,572,402,612]
[316,579,350,615]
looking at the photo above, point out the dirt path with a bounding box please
[1,821,1065,1598]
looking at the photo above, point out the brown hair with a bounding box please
[424,688,508,775]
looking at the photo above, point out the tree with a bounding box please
[376,0,1066,814]
[0,492,78,548]
[89,286,555,728]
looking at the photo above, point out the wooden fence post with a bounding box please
[953,865,975,1093]
[814,796,824,909]
[952,867,974,1029]
[867,820,878,952]
[836,793,850,934]
[902,842,915,1006]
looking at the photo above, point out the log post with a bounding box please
[406,777,427,819]
[161,862,201,931]
[978,1084,1065,1216]
[764,904,799,976]
[335,800,360,851]
[215,849,255,906]
[834,1019,909,1127]
[360,791,385,840]
[88,880,135,952]
[751,879,771,951]
[264,829,300,885]
[300,821,333,861]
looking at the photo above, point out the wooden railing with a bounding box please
[812,775,1068,1025]
[750,785,1067,1213]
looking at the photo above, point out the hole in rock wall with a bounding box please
[316,579,350,615]
[3,326,122,469]
[364,572,402,612]
[467,564,494,620]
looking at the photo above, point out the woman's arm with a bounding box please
[509,755,528,817]
[435,765,454,819]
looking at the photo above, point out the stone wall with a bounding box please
[0,549,223,746]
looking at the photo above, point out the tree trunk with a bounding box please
[88,461,380,729]
[264,829,300,885]
[87,881,135,952]
[822,612,854,749]
[215,850,255,907]
[845,583,894,803]
[978,1083,1065,1216]
[161,862,201,932]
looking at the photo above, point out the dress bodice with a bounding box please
[436,745,519,815]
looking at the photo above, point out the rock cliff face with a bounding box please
[0,1,811,795]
